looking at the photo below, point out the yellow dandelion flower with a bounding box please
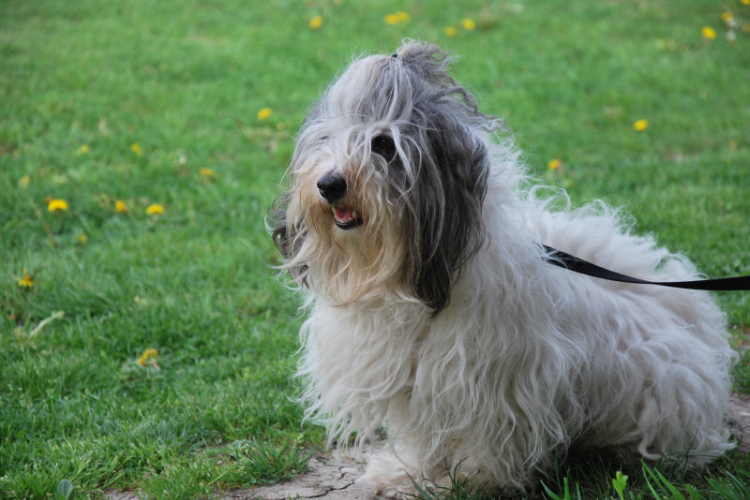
[547,159,562,170]
[47,199,69,212]
[131,142,143,156]
[702,26,717,39]
[199,167,215,177]
[77,233,89,245]
[257,108,272,120]
[462,18,476,30]
[309,15,323,30]
[742,0,750,5]
[138,348,159,367]
[722,12,734,23]
[146,204,165,215]
[385,14,400,25]
[18,269,33,289]
[18,175,31,188]
[115,200,128,213]
[633,119,648,132]
[75,144,91,156]
[396,11,410,22]
[445,26,458,37]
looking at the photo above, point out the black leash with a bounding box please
[543,245,750,291]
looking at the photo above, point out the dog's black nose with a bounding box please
[317,173,347,203]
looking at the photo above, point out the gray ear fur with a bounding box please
[393,42,492,315]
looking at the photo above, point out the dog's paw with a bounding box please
[357,475,417,498]
[358,451,424,498]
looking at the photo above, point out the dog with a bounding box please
[270,41,736,497]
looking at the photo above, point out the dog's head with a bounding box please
[271,41,501,315]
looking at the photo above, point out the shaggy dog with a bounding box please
[270,41,736,497]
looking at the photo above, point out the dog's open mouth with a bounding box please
[332,206,363,230]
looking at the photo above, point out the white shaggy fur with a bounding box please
[271,41,736,497]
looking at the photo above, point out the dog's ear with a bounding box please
[405,117,489,316]
[270,192,291,257]
[269,192,309,284]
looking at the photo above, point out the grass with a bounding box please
[1,0,749,498]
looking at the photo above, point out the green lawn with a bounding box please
[1,1,749,499]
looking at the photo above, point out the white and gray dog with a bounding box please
[271,41,736,496]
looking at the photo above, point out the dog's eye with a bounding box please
[371,135,397,163]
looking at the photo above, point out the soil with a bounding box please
[728,392,750,454]
[224,452,370,500]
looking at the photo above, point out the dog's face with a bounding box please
[272,42,496,314]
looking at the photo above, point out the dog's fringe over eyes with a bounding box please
[268,40,735,498]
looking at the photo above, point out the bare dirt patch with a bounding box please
[225,452,369,500]
[728,392,750,453]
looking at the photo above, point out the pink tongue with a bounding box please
[335,207,354,221]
